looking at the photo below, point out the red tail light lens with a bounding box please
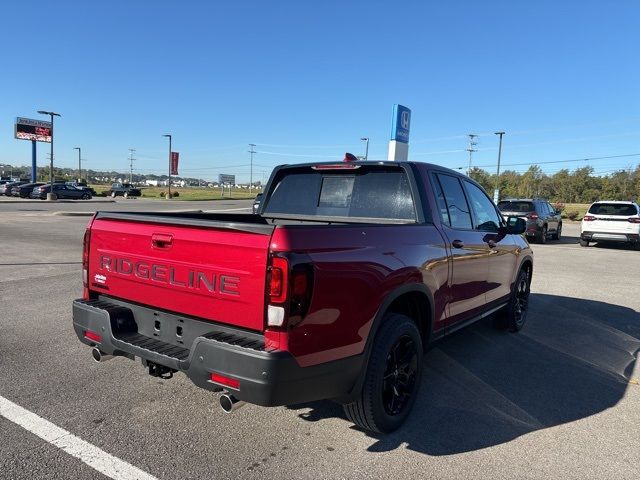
[628,217,640,224]
[210,373,240,390]
[583,215,596,222]
[269,257,289,304]
[84,330,102,343]
[82,227,91,295]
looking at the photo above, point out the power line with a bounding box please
[465,153,640,170]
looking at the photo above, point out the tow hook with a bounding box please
[147,361,176,379]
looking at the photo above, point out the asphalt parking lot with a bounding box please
[1,202,638,480]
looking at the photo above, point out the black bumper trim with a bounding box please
[72,299,364,406]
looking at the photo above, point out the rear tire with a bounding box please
[343,313,423,434]
[494,268,530,332]
[124,192,129,199]
[110,191,116,198]
[538,226,547,244]
[579,239,589,247]
[81,193,90,200]
[552,224,562,240]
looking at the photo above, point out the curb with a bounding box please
[52,209,205,217]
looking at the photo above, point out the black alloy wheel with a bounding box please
[382,335,419,416]
[539,226,547,244]
[494,268,530,332]
[342,313,423,433]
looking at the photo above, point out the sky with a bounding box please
[1,0,639,183]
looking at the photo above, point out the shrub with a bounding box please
[553,202,565,213]
[159,191,166,197]
[566,210,579,220]
[172,191,179,197]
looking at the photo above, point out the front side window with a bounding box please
[463,181,501,232]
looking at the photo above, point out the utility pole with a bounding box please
[248,143,256,192]
[74,147,82,182]
[128,148,136,184]
[494,131,505,203]
[466,134,477,177]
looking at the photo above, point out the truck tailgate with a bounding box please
[88,214,274,331]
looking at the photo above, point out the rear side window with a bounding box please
[497,201,535,213]
[434,173,472,229]
[263,167,416,221]
[588,203,638,216]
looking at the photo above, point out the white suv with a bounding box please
[580,201,640,249]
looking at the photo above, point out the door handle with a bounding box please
[151,233,173,248]
[451,240,464,249]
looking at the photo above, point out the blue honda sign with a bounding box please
[390,104,411,143]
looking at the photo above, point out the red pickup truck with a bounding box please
[73,161,532,433]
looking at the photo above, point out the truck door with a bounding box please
[431,173,492,327]
[462,180,517,305]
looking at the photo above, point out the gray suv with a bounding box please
[497,198,562,243]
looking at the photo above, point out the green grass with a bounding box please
[560,203,590,221]
[91,185,258,201]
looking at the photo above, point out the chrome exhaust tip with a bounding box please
[91,347,114,363]
[219,393,245,413]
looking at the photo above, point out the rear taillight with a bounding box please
[266,256,314,330]
[526,212,539,220]
[269,257,289,304]
[82,227,91,297]
[628,217,640,224]
[583,215,596,222]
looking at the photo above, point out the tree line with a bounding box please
[470,165,640,204]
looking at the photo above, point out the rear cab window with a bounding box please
[588,203,638,216]
[262,164,418,223]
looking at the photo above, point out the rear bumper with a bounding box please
[72,298,363,407]
[580,231,639,243]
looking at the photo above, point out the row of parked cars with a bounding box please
[0,180,96,200]
[495,197,640,249]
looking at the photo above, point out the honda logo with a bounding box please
[400,111,410,130]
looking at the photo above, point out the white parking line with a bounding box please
[0,395,158,480]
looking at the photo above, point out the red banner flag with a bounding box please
[170,152,179,175]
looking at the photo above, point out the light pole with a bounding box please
[494,131,505,203]
[74,147,81,182]
[248,143,256,192]
[162,134,172,198]
[360,137,369,161]
[37,110,61,200]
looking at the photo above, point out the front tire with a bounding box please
[494,268,530,332]
[538,226,547,244]
[579,239,589,247]
[123,192,129,199]
[343,313,423,434]
[552,224,562,240]
[110,191,116,198]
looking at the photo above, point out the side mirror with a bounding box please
[505,216,526,235]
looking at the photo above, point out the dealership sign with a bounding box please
[218,174,235,185]
[390,105,411,143]
[15,117,53,143]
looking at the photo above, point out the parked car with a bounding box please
[252,192,263,213]
[0,181,28,196]
[497,198,562,243]
[12,182,45,198]
[107,183,141,198]
[67,182,97,196]
[580,201,640,249]
[31,184,92,200]
[73,160,532,434]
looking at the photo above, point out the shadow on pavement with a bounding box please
[288,293,640,455]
